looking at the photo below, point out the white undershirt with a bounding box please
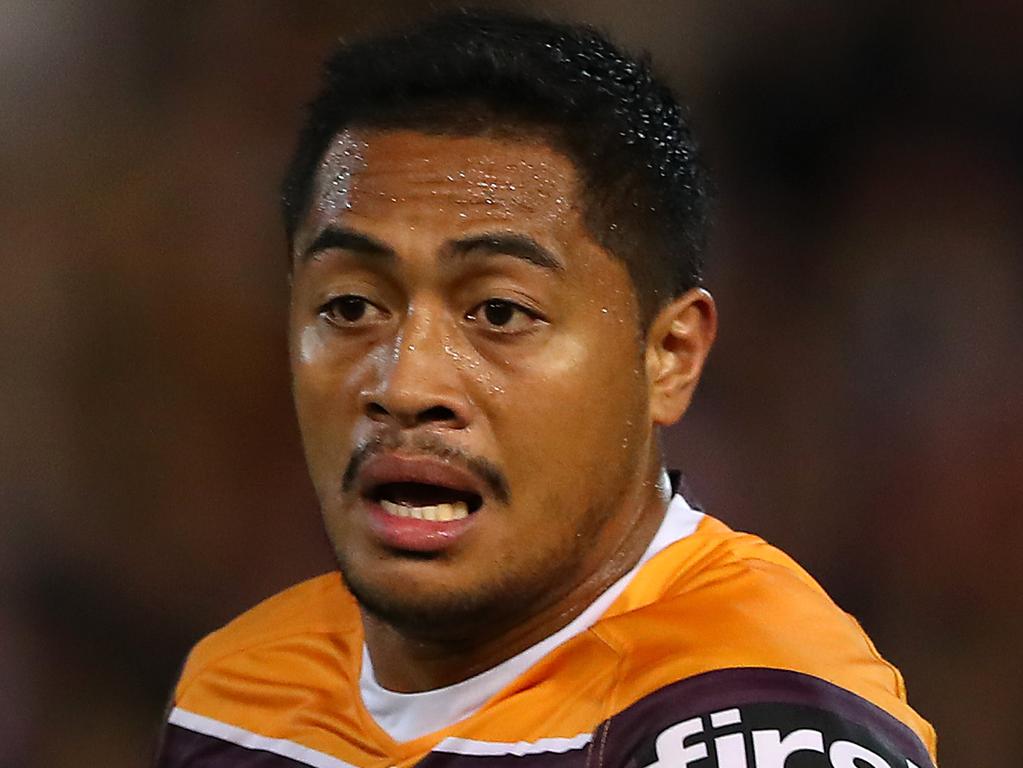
[359,489,705,742]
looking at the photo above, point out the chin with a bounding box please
[336,551,546,642]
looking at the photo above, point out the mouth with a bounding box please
[368,481,484,522]
[354,453,491,551]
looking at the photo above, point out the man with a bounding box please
[156,10,938,768]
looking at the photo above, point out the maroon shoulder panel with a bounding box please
[156,724,314,768]
[594,667,934,768]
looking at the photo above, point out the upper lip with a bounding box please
[357,453,486,500]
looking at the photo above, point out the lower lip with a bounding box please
[363,499,478,552]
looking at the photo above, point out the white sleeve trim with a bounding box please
[168,707,358,768]
[434,733,593,756]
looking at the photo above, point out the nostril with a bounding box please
[364,401,460,426]
[366,402,389,418]
[419,405,457,423]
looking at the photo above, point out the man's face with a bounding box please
[289,128,659,637]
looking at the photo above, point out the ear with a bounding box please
[645,288,717,426]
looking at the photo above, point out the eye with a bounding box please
[320,295,386,327]
[467,299,543,334]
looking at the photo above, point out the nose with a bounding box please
[361,310,471,430]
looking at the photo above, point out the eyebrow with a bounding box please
[299,226,564,273]
[449,232,564,272]
[301,226,394,262]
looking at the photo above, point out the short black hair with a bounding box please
[282,9,711,324]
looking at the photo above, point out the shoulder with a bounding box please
[596,514,900,694]
[175,572,359,700]
[594,668,937,768]
[589,514,938,764]
[158,574,372,766]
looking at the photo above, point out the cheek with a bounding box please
[295,323,326,367]
[491,335,646,473]
[290,325,375,468]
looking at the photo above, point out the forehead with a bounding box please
[295,128,586,254]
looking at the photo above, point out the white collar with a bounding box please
[359,489,704,743]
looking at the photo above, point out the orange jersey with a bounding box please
[156,508,937,768]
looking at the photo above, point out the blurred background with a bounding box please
[2,1,1020,765]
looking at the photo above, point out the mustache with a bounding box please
[341,433,510,505]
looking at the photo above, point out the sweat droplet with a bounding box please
[317,133,366,215]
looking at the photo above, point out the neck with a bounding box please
[362,462,671,692]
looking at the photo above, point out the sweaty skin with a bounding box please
[289,129,715,692]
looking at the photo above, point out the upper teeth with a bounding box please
[380,500,470,521]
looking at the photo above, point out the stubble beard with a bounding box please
[329,497,619,647]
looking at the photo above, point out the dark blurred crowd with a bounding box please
[2,2,1020,766]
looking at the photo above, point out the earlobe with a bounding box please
[645,288,717,426]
